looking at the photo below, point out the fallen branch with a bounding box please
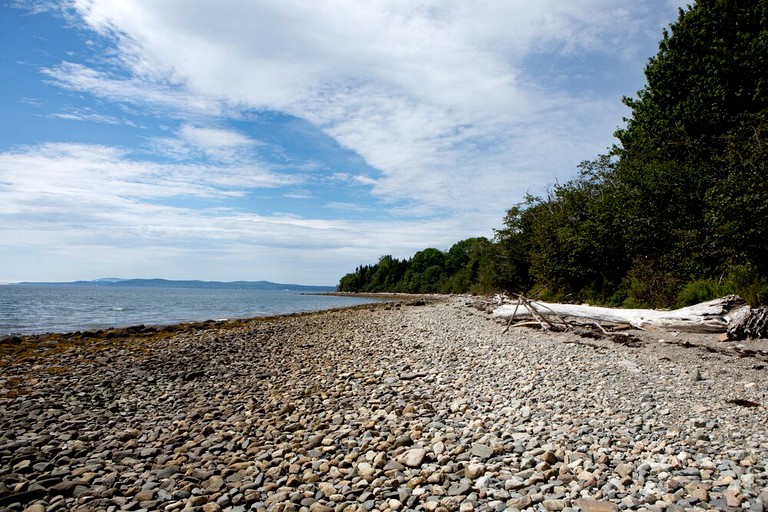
[590,321,610,335]
[517,294,561,332]
[507,320,570,330]
[508,320,548,329]
[502,295,524,333]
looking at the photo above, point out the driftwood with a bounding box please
[492,295,766,339]
[502,294,562,333]
[727,307,768,340]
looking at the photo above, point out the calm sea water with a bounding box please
[0,285,381,336]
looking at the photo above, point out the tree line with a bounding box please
[338,0,768,308]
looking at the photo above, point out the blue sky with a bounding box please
[1,0,685,285]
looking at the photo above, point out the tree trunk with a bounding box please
[492,295,751,334]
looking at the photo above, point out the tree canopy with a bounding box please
[337,238,501,295]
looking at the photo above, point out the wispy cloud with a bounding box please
[325,202,370,214]
[148,124,263,163]
[52,1,682,217]
[0,142,295,209]
[41,61,230,120]
[47,107,126,125]
[282,190,315,200]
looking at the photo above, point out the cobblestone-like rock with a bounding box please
[1,296,767,511]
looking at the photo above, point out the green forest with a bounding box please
[338,0,768,308]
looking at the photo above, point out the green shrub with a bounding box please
[676,279,721,307]
[675,264,768,308]
[721,264,768,307]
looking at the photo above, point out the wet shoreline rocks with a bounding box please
[1,296,766,511]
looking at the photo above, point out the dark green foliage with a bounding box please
[611,0,768,305]
[706,110,768,274]
[676,264,768,307]
[443,238,500,293]
[402,248,446,292]
[491,207,532,293]
[338,0,768,306]
[617,0,768,165]
[504,157,627,302]
[335,238,517,294]
[622,257,684,308]
[337,255,408,293]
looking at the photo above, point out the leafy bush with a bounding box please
[676,279,721,307]
[676,264,768,307]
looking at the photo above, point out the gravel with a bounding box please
[1,296,766,512]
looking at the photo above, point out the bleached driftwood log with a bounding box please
[492,295,751,334]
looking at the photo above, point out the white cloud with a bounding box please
[41,61,230,119]
[148,124,262,163]
[0,142,461,248]
[0,141,474,283]
[52,1,683,218]
[179,125,254,152]
[325,201,371,212]
[0,142,296,214]
[282,190,315,200]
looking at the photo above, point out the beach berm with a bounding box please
[1,296,766,511]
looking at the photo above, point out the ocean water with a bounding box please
[0,285,381,336]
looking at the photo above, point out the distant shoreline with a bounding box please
[4,278,335,292]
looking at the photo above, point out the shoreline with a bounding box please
[0,292,420,342]
[1,296,766,511]
[0,298,416,366]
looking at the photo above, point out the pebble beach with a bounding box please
[1,295,767,512]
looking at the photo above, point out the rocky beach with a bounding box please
[1,295,766,512]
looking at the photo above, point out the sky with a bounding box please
[0,0,686,286]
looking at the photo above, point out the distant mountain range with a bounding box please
[10,278,335,292]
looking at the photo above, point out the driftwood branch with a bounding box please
[517,294,560,332]
[502,295,524,334]
[493,294,766,339]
